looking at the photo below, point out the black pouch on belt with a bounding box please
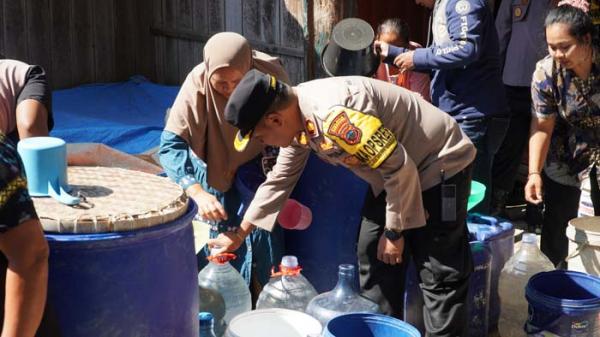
[440,169,457,222]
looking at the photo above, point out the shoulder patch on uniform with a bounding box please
[324,106,397,169]
[455,0,471,15]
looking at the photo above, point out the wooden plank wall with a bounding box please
[0,0,156,89]
[0,0,307,89]
[151,0,307,85]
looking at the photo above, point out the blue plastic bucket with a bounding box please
[466,213,514,331]
[525,270,600,336]
[45,201,199,337]
[403,241,492,336]
[324,313,420,337]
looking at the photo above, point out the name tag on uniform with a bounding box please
[323,106,397,169]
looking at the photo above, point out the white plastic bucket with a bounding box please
[566,217,600,276]
[225,308,322,337]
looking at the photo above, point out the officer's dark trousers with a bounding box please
[358,167,473,337]
[0,253,62,337]
[492,85,532,201]
[540,172,580,268]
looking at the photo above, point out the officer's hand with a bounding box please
[373,40,390,59]
[207,231,244,255]
[189,189,228,222]
[377,234,404,265]
[525,173,543,205]
[394,51,415,73]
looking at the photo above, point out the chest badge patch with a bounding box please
[324,106,397,169]
[326,111,362,145]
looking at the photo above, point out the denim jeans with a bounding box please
[194,155,284,288]
[459,116,509,214]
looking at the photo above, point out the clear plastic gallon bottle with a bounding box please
[198,253,251,324]
[498,233,554,337]
[198,312,218,337]
[306,264,379,326]
[256,255,318,312]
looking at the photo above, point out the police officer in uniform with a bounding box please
[208,69,476,337]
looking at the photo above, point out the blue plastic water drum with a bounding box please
[466,213,514,331]
[525,270,600,336]
[403,241,492,336]
[45,202,199,337]
[324,313,421,337]
[285,154,369,292]
[234,154,368,292]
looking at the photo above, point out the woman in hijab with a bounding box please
[158,32,290,292]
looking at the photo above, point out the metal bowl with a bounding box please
[321,18,380,77]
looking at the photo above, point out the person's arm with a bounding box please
[208,144,311,253]
[0,219,48,337]
[525,115,555,204]
[408,0,486,70]
[495,0,513,73]
[14,65,51,139]
[0,138,48,337]
[525,62,559,204]
[15,100,49,139]
[158,130,227,221]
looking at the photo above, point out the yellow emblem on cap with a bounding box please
[324,106,397,169]
[234,130,252,152]
[269,75,276,90]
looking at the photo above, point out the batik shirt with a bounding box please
[532,52,600,176]
[0,133,37,233]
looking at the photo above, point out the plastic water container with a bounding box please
[224,308,322,337]
[306,264,379,326]
[566,216,600,276]
[199,286,226,336]
[199,312,218,337]
[323,313,421,337]
[198,253,251,324]
[498,233,554,337]
[525,270,600,336]
[235,154,366,292]
[285,155,369,292]
[467,213,515,331]
[45,202,199,337]
[256,255,318,312]
[403,241,492,336]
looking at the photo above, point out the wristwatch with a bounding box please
[383,228,403,241]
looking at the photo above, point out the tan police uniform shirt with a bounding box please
[244,76,476,232]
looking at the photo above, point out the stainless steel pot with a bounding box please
[321,18,379,77]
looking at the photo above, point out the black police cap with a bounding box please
[225,69,283,151]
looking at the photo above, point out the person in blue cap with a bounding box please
[0,132,50,337]
[210,69,476,337]
[377,0,508,214]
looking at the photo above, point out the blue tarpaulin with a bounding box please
[50,76,180,154]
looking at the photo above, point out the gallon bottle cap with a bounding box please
[207,253,236,264]
[198,312,214,327]
[281,255,299,268]
[522,233,537,244]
